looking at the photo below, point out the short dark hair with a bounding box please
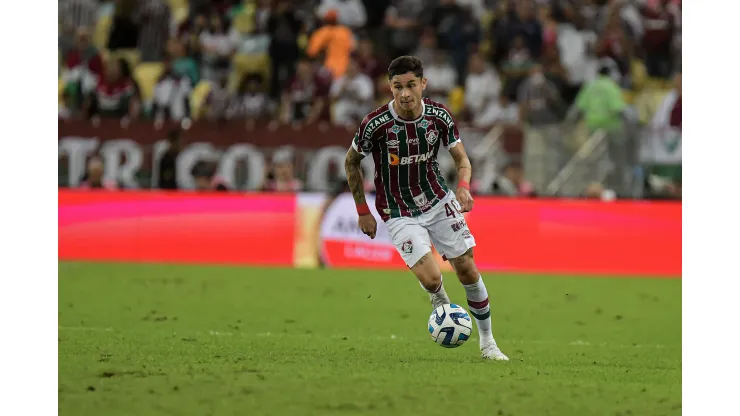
[388,56,424,80]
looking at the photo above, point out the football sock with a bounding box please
[420,276,450,304]
[463,276,494,343]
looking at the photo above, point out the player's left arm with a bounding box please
[449,142,474,213]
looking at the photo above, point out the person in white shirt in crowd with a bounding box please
[423,49,458,106]
[464,53,514,128]
[233,73,270,130]
[199,13,235,83]
[153,60,193,127]
[203,74,233,122]
[316,0,367,29]
[330,58,375,128]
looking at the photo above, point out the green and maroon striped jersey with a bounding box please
[351,97,462,221]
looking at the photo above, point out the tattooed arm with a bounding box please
[344,147,367,206]
[345,146,377,238]
[449,142,472,185]
[449,142,474,212]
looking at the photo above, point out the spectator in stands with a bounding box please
[542,47,574,103]
[384,0,425,57]
[330,58,375,128]
[492,0,542,63]
[423,50,458,106]
[538,3,559,56]
[267,0,303,100]
[429,0,481,84]
[180,13,208,61]
[59,0,98,32]
[639,0,677,79]
[59,0,98,56]
[108,0,139,51]
[375,76,393,106]
[158,129,181,190]
[317,0,367,29]
[572,0,603,33]
[307,9,356,79]
[519,64,566,125]
[653,71,681,131]
[646,71,681,199]
[198,13,234,83]
[572,64,628,136]
[167,39,199,85]
[234,73,270,129]
[176,12,208,53]
[571,63,631,196]
[262,155,304,192]
[413,29,438,68]
[596,7,633,85]
[79,156,118,190]
[464,53,506,128]
[519,64,567,192]
[361,0,392,34]
[85,58,140,122]
[135,0,171,62]
[203,72,231,123]
[61,28,105,117]
[153,61,193,126]
[501,36,536,100]
[280,58,331,126]
[356,38,384,82]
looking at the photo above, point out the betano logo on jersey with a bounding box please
[389,150,435,166]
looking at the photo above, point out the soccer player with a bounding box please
[344,56,509,361]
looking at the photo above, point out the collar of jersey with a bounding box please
[388,99,426,124]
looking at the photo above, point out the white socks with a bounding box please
[463,276,494,344]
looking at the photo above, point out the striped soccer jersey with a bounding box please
[351,97,461,221]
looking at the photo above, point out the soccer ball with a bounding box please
[428,304,472,348]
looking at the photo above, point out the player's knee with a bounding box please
[418,273,442,292]
[411,253,441,291]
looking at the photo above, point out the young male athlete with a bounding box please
[344,56,508,360]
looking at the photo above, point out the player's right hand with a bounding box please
[358,214,377,239]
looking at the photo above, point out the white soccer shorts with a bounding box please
[385,191,476,268]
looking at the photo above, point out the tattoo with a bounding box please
[450,248,474,268]
[345,148,366,205]
[456,164,472,181]
[412,253,432,268]
[450,147,472,183]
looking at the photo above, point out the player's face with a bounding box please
[389,72,426,113]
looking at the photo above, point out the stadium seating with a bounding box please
[190,81,212,119]
[133,62,165,104]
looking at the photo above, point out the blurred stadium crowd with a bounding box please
[59,0,682,200]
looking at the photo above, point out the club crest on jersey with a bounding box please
[402,240,413,254]
[413,193,429,209]
[425,129,439,145]
[418,119,431,130]
[388,125,402,134]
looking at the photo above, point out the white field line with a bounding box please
[58,326,675,350]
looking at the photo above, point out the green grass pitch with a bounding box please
[58,262,681,416]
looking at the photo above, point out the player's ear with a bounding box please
[421,77,427,91]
